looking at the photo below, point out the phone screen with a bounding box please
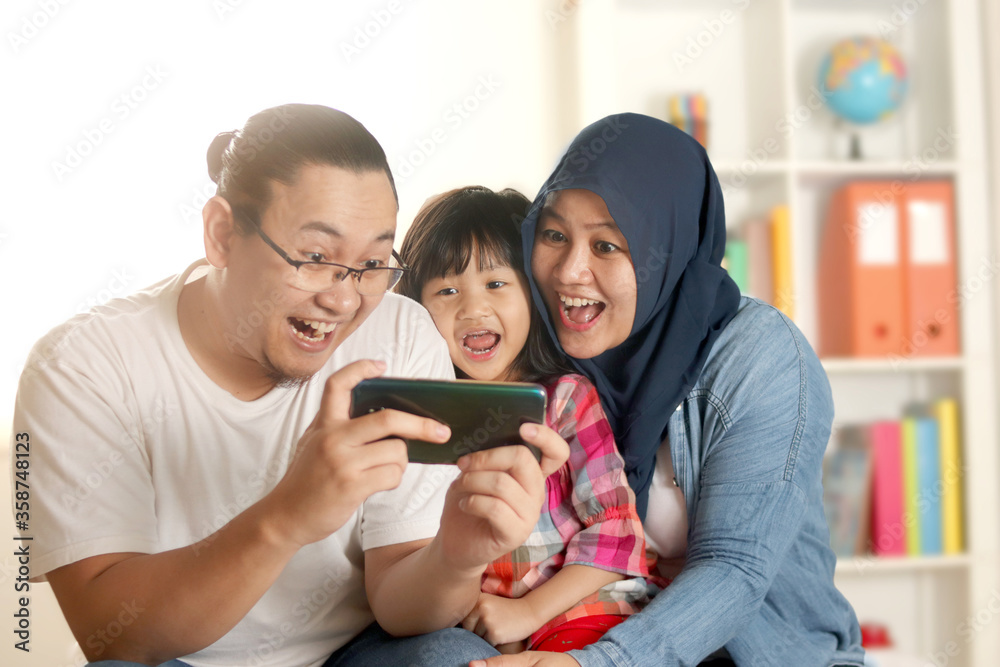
[349,377,547,464]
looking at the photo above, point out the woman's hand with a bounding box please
[461,593,540,648]
[470,652,581,667]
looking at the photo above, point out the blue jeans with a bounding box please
[86,623,499,667]
[324,623,499,666]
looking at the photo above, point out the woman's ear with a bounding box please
[203,196,237,268]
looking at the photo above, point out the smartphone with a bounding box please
[349,377,547,464]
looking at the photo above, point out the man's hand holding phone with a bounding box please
[262,359,453,548]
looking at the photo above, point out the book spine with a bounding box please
[936,398,964,553]
[901,417,921,555]
[724,240,749,294]
[916,418,943,555]
[870,421,906,556]
[770,204,794,319]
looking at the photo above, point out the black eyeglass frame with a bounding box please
[230,205,410,294]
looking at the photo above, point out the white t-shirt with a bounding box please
[12,260,459,667]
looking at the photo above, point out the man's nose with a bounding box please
[313,276,362,315]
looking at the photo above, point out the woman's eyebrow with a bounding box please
[539,207,562,222]
[540,207,617,230]
[583,221,618,231]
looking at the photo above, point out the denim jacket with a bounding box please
[568,298,865,667]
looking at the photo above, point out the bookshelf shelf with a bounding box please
[821,357,966,374]
[794,160,961,177]
[569,1,999,664]
[836,553,973,575]
[713,159,791,177]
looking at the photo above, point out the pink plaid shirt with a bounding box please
[481,374,665,648]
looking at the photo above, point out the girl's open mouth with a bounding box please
[461,329,501,361]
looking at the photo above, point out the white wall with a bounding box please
[0,0,579,415]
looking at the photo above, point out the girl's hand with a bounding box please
[461,592,540,647]
[470,652,581,667]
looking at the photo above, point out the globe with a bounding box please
[817,37,908,125]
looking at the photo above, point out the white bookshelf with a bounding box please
[568,1,1000,664]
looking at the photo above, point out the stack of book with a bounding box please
[667,93,708,148]
[822,398,964,558]
[723,204,793,319]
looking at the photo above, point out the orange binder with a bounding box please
[900,181,960,356]
[818,181,907,357]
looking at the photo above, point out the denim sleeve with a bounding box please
[567,307,834,667]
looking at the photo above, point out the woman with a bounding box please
[472,113,863,667]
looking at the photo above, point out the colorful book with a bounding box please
[900,415,921,555]
[770,204,794,319]
[668,95,686,134]
[822,426,873,557]
[869,421,906,556]
[915,416,942,555]
[667,93,709,148]
[690,94,708,148]
[935,398,963,553]
[724,240,749,294]
[744,219,772,303]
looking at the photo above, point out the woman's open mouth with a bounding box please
[461,329,501,361]
[557,293,606,332]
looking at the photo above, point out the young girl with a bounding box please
[398,186,664,654]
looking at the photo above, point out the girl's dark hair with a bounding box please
[206,103,397,234]
[398,186,575,384]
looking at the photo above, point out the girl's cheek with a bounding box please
[421,302,447,334]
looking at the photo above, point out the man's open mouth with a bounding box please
[289,317,336,342]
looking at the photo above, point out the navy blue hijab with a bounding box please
[521,113,742,520]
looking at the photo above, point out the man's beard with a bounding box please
[260,353,312,390]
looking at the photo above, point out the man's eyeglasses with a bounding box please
[231,206,409,296]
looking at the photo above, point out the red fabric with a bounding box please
[530,614,629,653]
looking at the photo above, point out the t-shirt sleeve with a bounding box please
[12,325,158,581]
[359,298,459,550]
[550,375,649,578]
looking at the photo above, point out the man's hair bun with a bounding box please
[207,130,237,183]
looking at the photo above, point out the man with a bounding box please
[13,104,565,666]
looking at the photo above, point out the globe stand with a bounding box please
[849,132,863,160]
[831,118,864,161]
